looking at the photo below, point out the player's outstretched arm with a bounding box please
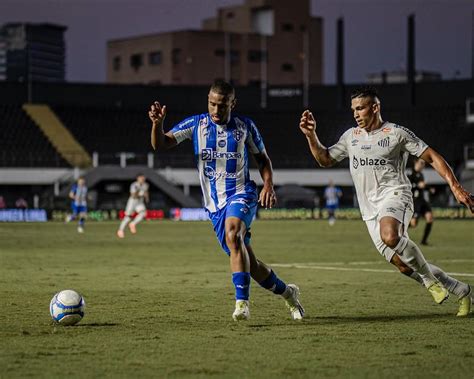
[299,110,335,167]
[149,101,177,151]
[420,147,474,213]
[254,151,276,209]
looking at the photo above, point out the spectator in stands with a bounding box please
[0,196,5,209]
[15,197,28,209]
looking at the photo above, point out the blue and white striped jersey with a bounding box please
[170,113,266,213]
[324,186,342,207]
[71,184,88,206]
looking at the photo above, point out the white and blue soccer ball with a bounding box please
[50,290,85,325]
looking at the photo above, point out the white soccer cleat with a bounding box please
[232,300,250,321]
[284,284,305,320]
[77,226,84,233]
[117,230,125,239]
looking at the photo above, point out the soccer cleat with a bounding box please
[232,300,250,321]
[117,230,125,239]
[284,284,305,320]
[456,286,472,317]
[77,226,84,233]
[129,223,137,234]
[427,282,449,304]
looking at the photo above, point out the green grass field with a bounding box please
[1,220,473,378]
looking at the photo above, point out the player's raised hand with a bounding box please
[259,184,277,209]
[452,185,474,214]
[148,101,167,125]
[299,110,317,137]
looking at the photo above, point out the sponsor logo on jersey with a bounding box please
[218,140,226,148]
[230,198,249,205]
[378,136,390,147]
[217,129,226,136]
[361,145,372,150]
[202,148,241,161]
[203,166,237,180]
[352,155,388,169]
[385,207,398,214]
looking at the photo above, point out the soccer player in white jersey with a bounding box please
[148,80,304,321]
[299,87,474,317]
[117,174,149,239]
[68,177,88,233]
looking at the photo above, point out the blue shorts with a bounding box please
[209,193,258,255]
[72,204,87,215]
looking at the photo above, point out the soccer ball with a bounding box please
[50,290,85,325]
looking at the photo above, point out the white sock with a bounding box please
[119,216,131,231]
[131,211,146,226]
[410,264,470,298]
[395,237,437,287]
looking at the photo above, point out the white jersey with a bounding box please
[129,181,149,202]
[328,122,428,220]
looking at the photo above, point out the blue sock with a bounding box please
[259,270,287,295]
[79,218,85,227]
[232,272,250,300]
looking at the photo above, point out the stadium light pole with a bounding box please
[224,32,230,82]
[303,30,309,108]
[260,35,267,109]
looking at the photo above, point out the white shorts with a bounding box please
[365,199,413,262]
[125,198,146,216]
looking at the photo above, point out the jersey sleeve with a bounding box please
[246,119,266,154]
[328,129,351,162]
[395,125,428,157]
[169,116,197,144]
[130,182,137,194]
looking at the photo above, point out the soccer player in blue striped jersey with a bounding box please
[68,177,88,233]
[149,80,304,321]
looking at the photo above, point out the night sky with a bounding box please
[0,0,472,84]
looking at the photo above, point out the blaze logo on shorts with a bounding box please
[352,156,388,169]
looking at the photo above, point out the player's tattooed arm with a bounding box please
[299,110,336,167]
[148,101,177,151]
[420,147,474,213]
[254,151,276,209]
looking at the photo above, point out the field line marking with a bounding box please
[274,259,474,267]
[270,263,474,277]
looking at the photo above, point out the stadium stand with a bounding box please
[0,104,69,167]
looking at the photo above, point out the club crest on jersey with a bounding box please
[233,129,244,142]
[199,117,209,128]
[218,140,226,148]
[378,136,390,148]
[382,127,391,133]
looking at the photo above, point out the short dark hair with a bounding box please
[350,86,379,102]
[137,173,145,178]
[210,79,235,98]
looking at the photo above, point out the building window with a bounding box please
[172,48,182,65]
[281,63,294,72]
[248,50,266,63]
[113,56,121,71]
[130,53,143,71]
[282,23,294,32]
[148,51,162,65]
[230,50,239,64]
[226,12,235,19]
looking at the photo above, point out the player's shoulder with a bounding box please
[175,113,206,129]
[385,122,418,138]
[232,113,256,128]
